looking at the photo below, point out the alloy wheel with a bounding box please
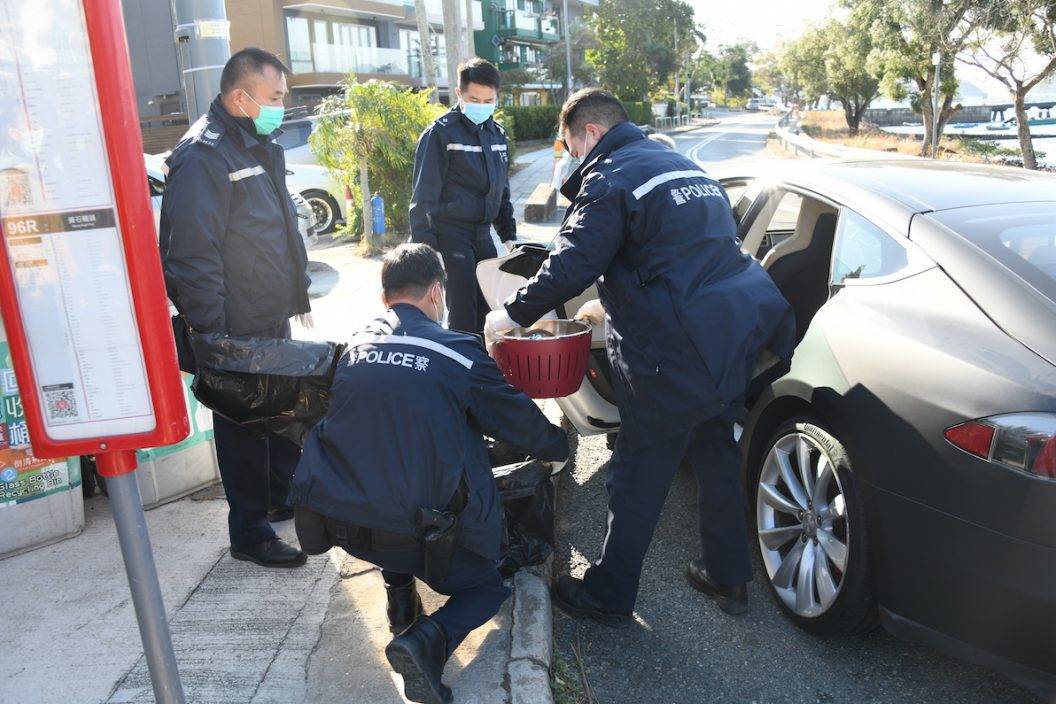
[308,196,335,232]
[757,432,849,618]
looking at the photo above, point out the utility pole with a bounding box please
[932,51,942,158]
[442,0,464,103]
[562,0,573,99]
[414,0,438,102]
[672,17,679,118]
[170,0,232,123]
[464,0,476,60]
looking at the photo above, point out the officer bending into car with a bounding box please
[160,47,311,569]
[410,58,516,335]
[485,89,796,622]
[290,244,568,704]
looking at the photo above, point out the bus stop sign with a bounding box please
[0,1,192,701]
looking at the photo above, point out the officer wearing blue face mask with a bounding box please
[410,58,516,335]
[160,47,312,569]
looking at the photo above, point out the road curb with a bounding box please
[507,569,555,704]
[503,399,568,704]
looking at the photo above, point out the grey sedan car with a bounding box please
[478,160,1056,696]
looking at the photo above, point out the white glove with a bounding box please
[543,458,568,475]
[573,299,605,327]
[484,308,517,347]
[295,313,315,330]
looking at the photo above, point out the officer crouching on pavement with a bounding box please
[409,58,516,335]
[485,89,795,623]
[290,244,568,704]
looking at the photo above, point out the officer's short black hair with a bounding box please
[458,58,501,92]
[220,48,290,95]
[382,244,447,300]
[559,88,629,137]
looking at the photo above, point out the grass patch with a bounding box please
[798,110,1044,164]
[551,652,587,704]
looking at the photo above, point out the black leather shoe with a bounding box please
[386,579,424,635]
[686,559,748,615]
[385,616,453,704]
[267,507,295,523]
[551,575,632,627]
[230,538,308,568]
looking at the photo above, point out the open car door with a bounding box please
[476,244,620,437]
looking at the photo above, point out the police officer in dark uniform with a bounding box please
[160,48,311,568]
[410,58,516,335]
[290,244,567,704]
[485,89,796,621]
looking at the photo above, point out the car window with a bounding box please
[930,204,1056,305]
[766,192,802,234]
[275,121,313,150]
[831,210,908,285]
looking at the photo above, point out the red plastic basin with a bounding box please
[490,320,592,399]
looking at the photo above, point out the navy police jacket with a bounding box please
[160,97,310,337]
[289,304,568,560]
[409,107,516,246]
[505,122,795,436]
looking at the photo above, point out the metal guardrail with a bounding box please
[775,111,820,159]
[653,113,711,131]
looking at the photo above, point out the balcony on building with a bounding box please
[405,0,484,30]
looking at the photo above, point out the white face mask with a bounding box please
[432,285,449,328]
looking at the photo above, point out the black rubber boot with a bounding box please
[385,616,453,704]
[686,559,748,616]
[386,579,424,635]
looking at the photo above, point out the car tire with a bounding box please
[302,189,340,234]
[751,416,878,637]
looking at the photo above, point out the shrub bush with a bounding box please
[500,104,562,142]
[311,80,444,236]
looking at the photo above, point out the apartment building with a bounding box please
[474,0,596,106]
[121,0,594,135]
[229,0,483,107]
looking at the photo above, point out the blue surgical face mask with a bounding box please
[462,101,496,125]
[241,90,285,135]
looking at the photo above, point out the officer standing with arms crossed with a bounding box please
[291,244,568,704]
[410,58,516,334]
[160,48,311,568]
[485,89,796,622]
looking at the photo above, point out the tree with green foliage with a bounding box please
[778,26,830,108]
[712,43,754,105]
[822,17,881,135]
[586,0,696,101]
[311,80,443,246]
[852,0,994,156]
[545,23,598,97]
[961,0,1056,169]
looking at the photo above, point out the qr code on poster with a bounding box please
[44,388,78,421]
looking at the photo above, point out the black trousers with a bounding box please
[582,408,752,614]
[352,546,509,658]
[213,413,301,546]
[435,227,498,335]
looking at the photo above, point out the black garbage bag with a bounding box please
[189,332,346,446]
[493,459,555,578]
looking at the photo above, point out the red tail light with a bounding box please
[945,414,1056,480]
[944,422,995,459]
[1034,435,1056,479]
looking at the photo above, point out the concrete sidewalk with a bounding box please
[0,484,554,704]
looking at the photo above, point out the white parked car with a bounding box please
[143,153,317,249]
[284,162,346,235]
